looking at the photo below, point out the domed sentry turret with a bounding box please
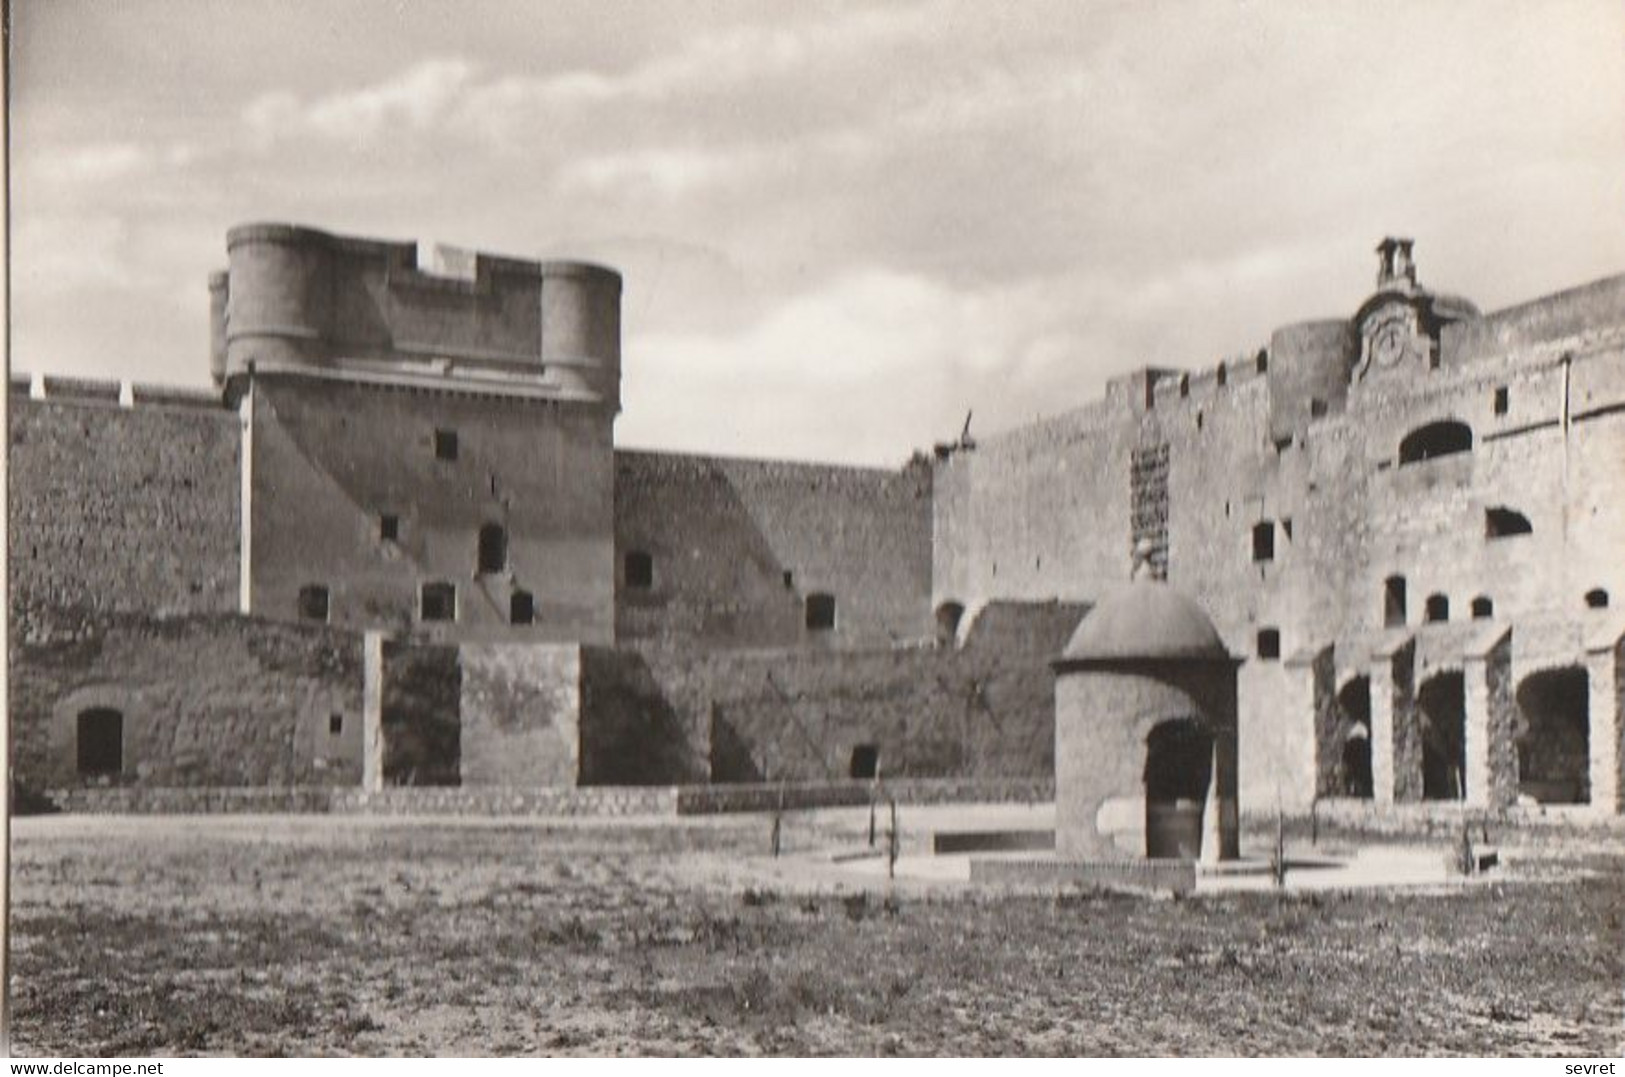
[1052,578,1241,864]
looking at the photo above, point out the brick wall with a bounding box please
[8,390,240,634]
[614,450,933,649]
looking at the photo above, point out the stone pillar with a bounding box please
[1370,658,1397,808]
[1585,635,1622,815]
[362,631,386,793]
[1463,655,1491,809]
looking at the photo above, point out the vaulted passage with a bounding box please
[1144,718,1213,859]
[1515,667,1589,804]
[1418,672,1466,800]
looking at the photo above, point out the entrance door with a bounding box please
[1144,718,1213,859]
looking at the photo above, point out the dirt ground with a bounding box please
[8,809,1623,1056]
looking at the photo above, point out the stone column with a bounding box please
[1585,635,1622,816]
[1463,654,1491,809]
[362,631,386,793]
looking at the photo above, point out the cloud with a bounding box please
[244,58,477,149]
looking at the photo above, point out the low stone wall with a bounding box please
[1253,796,1625,836]
[45,786,338,815]
[675,777,1054,815]
[330,786,679,817]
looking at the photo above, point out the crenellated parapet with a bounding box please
[214,223,622,408]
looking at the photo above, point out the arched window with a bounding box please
[510,589,535,626]
[805,592,837,631]
[1384,575,1407,628]
[1484,507,1532,540]
[77,708,123,777]
[1256,628,1281,660]
[1471,596,1494,619]
[477,524,507,574]
[420,581,456,622]
[298,584,330,622]
[1424,593,1449,623]
[1585,588,1610,610]
[1398,420,1472,465]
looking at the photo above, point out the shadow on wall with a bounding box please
[578,647,709,785]
[381,641,461,786]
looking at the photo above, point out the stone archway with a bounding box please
[1515,667,1589,804]
[1336,676,1373,798]
[1144,718,1213,859]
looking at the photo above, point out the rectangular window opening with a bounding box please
[379,514,400,542]
[434,428,459,461]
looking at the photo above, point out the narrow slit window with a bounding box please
[1384,576,1407,628]
[329,713,344,736]
[1252,521,1275,563]
[1493,386,1509,415]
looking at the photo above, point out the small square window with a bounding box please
[380,514,400,542]
[510,589,535,626]
[805,592,836,631]
[329,714,344,736]
[624,551,653,590]
[434,429,459,461]
[420,581,456,622]
[1256,629,1281,660]
[298,584,330,622]
[1309,397,1328,418]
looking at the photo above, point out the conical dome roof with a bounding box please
[1062,580,1230,662]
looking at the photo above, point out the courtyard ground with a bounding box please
[8,807,1623,1056]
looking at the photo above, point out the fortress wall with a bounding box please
[581,601,1078,784]
[10,614,363,791]
[1442,273,1625,367]
[8,390,240,632]
[250,376,616,642]
[933,398,1132,612]
[458,643,582,787]
[613,450,934,650]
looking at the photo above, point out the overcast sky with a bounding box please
[11,0,1625,465]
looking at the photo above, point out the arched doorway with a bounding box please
[1144,718,1213,859]
[1418,672,1466,800]
[935,601,966,647]
[1515,667,1589,804]
[1336,676,1373,798]
[76,708,124,778]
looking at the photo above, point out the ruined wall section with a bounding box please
[11,614,362,791]
[614,451,933,649]
[8,387,240,634]
[249,376,615,643]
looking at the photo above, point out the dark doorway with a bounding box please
[1144,718,1213,859]
[510,589,535,626]
[935,602,965,646]
[76,708,124,778]
[849,744,879,780]
[1418,672,1466,800]
[1515,667,1589,804]
[1336,677,1373,798]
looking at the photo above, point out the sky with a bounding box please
[10,0,1625,465]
